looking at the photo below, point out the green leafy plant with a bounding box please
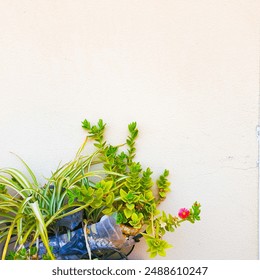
[0,162,56,260]
[5,246,53,260]
[69,119,201,257]
[0,152,123,260]
[0,118,201,259]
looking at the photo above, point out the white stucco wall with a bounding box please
[0,0,259,259]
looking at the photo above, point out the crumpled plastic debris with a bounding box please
[54,210,83,231]
[38,215,136,260]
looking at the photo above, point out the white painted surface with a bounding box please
[0,0,259,259]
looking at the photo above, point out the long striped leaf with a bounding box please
[16,196,33,247]
[29,202,55,260]
[0,168,33,190]
[1,213,23,260]
[0,175,25,197]
[19,223,36,250]
[0,212,15,219]
[10,153,39,187]
[0,201,20,208]
[0,206,19,214]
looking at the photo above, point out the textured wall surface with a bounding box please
[0,0,259,259]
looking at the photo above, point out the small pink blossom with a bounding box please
[178,208,190,219]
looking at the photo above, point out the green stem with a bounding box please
[151,213,155,237]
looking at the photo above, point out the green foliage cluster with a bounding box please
[6,246,52,260]
[143,202,201,257]
[77,119,201,256]
[0,150,119,260]
[78,119,171,230]
[0,119,201,259]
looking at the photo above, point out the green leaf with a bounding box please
[116,212,127,224]
[159,192,166,198]
[149,251,157,258]
[131,212,138,221]
[30,246,37,256]
[30,201,55,260]
[120,189,127,198]
[128,122,137,132]
[90,199,103,209]
[1,213,23,260]
[102,207,113,215]
[145,224,153,235]
[126,203,135,210]
[98,119,105,129]
[124,208,133,219]
[143,235,173,258]
[144,190,154,201]
[82,119,91,129]
[158,249,167,257]
[105,193,114,205]
[95,188,103,200]
[0,184,7,194]
[10,153,39,187]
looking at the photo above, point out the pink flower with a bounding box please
[178,208,190,219]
